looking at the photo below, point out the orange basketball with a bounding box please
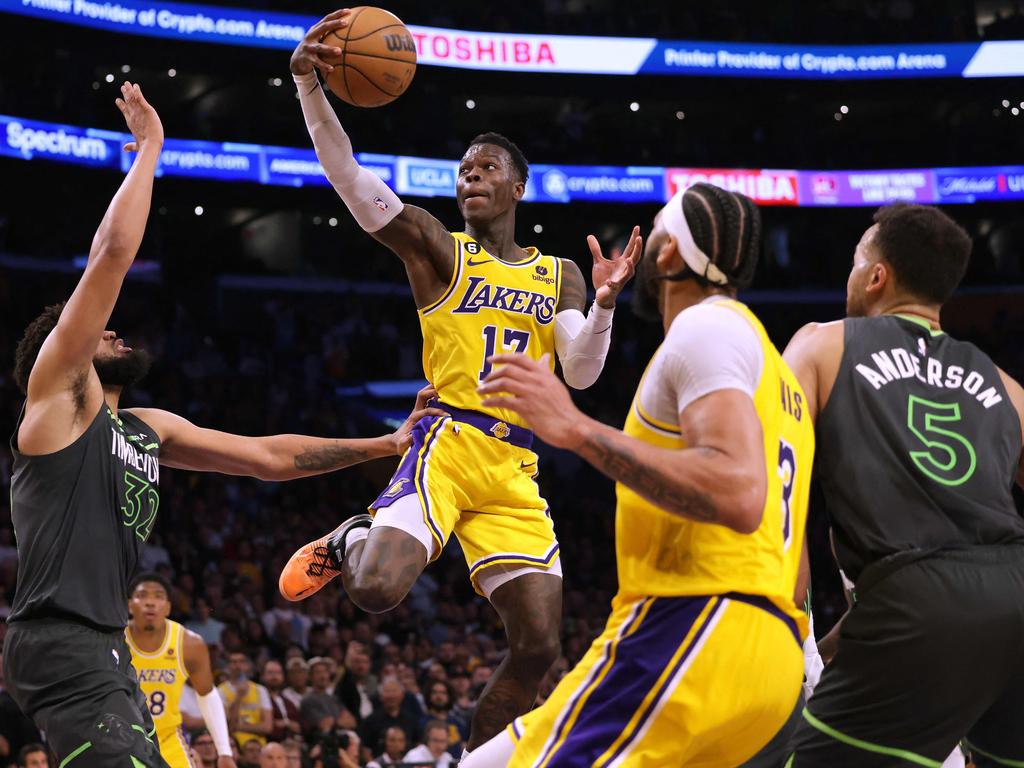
[322,6,417,108]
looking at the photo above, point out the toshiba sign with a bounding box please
[666,169,800,206]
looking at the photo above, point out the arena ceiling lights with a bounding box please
[4,0,1024,79]
[3,113,1024,207]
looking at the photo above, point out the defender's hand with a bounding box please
[115,82,163,152]
[391,386,445,455]
[290,9,351,77]
[591,225,643,309]
[478,354,585,450]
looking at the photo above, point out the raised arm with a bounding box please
[553,227,642,390]
[479,354,767,533]
[19,83,162,453]
[125,387,442,480]
[290,11,454,308]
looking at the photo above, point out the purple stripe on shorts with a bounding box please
[469,543,560,578]
[415,419,447,546]
[370,414,444,510]
[601,600,726,766]
[544,596,714,767]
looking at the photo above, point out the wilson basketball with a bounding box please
[322,6,417,108]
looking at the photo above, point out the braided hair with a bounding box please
[678,182,762,290]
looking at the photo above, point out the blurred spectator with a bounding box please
[281,740,302,768]
[402,722,455,767]
[335,642,375,723]
[15,744,47,768]
[366,727,407,768]
[192,730,218,768]
[419,682,467,757]
[219,653,273,747]
[359,677,420,758]
[282,658,309,711]
[261,659,301,742]
[188,598,226,647]
[300,658,350,736]
[240,739,262,768]
[258,742,287,768]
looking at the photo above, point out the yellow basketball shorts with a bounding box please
[156,726,191,768]
[370,407,558,594]
[508,592,804,768]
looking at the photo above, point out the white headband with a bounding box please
[659,189,730,286]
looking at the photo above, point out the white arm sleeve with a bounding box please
[555,302,614,390]
[659,302,763,414]
[293,70,403,232]
[198,689,233,757]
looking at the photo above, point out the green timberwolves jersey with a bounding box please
[10,404,160,630]
[817,315,1024,582]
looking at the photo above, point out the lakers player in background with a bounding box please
[464,183,814,767]
[279,10,642,756]
[126,573,235,768]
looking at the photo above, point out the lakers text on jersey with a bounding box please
[370,234,562,593]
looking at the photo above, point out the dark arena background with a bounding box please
[1,1,1024,766]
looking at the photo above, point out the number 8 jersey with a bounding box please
[419,232,561,428]
[125,619,190,768]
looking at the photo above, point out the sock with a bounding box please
[344,526,369,552]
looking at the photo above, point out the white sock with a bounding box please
[459,730,515,767]
[344,526,369,551]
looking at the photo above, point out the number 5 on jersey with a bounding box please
[479,325,532,380]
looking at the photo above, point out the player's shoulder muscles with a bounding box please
[373,205,455,274]
[556,258,586,313]
[783,320,844,423]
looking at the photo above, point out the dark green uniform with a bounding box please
[4,403,169,768]
[791,315,1024,767]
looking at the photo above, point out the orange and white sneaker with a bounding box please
[278,514,372,601]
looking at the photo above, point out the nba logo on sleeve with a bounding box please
[373,196,389,212]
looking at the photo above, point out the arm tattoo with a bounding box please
[579,433,719,522]
[293,443,369,471]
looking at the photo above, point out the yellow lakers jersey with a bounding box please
[420,232,561,429]
[126,619,190,766]
[616,299,814,632]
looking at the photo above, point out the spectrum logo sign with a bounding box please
[666,168,799,206]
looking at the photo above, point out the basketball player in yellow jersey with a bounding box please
[465,182,814,768]
[126,573,236,768]
[278,12,642,754]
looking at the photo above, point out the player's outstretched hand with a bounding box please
[392,385,446,455]
[591,225,643,309]
[115,82,163,153]
[290,9,352,77]
[478,354,584,450]
[216,756,238,768]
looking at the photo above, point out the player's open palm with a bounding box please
[590,225,643,309]
[478,354,583,449]
[115,82,163,152]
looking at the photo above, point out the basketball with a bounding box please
[322,6,417,108]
